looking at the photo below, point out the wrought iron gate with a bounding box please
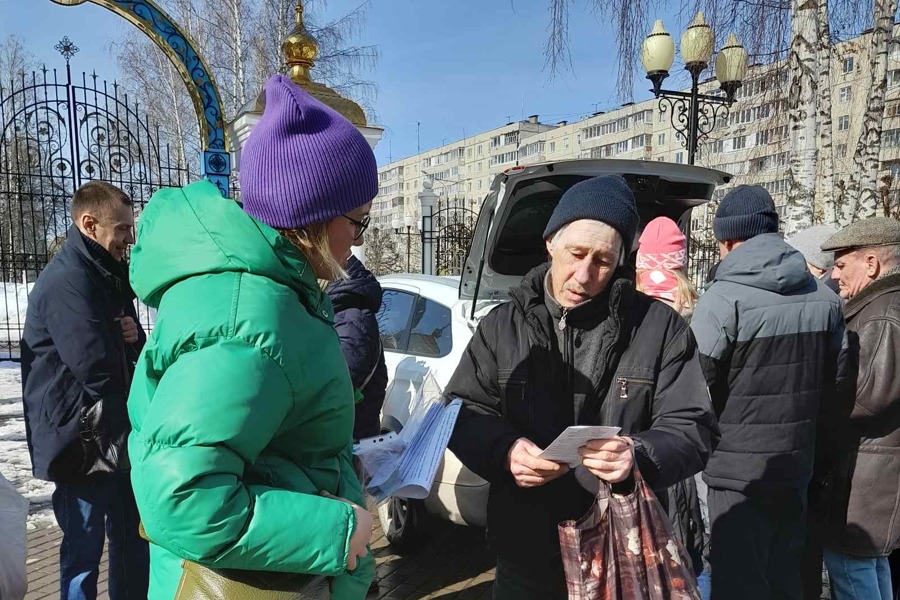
[433,199,478,276]
[0,49,190,359]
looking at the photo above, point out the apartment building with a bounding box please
[372,25,900,234]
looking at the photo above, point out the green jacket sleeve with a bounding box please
[330,446,375,599]
[132,338,358,576]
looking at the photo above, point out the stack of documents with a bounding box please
[354,371,461,503]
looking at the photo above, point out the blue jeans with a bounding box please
[52,474,149,600]
[824,550,892,600]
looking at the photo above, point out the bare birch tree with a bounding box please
[817,0,837,224]
[843,0,898,221]
[785,0,819,235]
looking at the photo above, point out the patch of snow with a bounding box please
[0,363,56,530]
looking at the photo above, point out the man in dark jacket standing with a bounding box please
[446,175,719,599]
[819,218,900,600]
[326,254,388,441]
[21,181,148,600]
[691,186,845,600]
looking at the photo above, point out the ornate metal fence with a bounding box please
[0,53,190,359]
[433,199,478,276]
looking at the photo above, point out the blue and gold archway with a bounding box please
[51,0,231,196]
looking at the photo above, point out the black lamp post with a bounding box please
[392,214,417,273]
[642,13,749,165]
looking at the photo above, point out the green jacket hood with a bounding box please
[130,180,322,309]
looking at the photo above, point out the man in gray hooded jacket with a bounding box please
[691,185,845,600]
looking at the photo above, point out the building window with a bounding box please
[658,133,666,145]
[840,86,852,102]
[733,135,747,150]
[889,69,900,88]
[550,141,556,153]
[837,143,848,158]
[477,145,483,156]
[675,152,684,164]
[564,138,570,150]
[843,56,855,74]
[884,128,900,148]
[478,180,483,190]
[477,162,483,172]
[467,148,472,159]
[838,115,850,131]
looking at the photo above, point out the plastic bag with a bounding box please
[559,462,700,600]
[0,471,29,600]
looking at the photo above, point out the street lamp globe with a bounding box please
[716,32,749,101]
[641,20,675,76]
[404,214,416,229]
[391,216,401,231]
[680,12,715,68]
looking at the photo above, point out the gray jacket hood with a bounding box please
[714,233,813,294]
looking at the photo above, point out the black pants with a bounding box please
[492,556,567,600]
[708,487,807,600]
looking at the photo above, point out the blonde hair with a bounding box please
[636,268,699,316]
[278,223,347,286]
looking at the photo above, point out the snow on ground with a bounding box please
[0,361,57,531]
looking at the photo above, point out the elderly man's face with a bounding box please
[832,248,880,299]
[546,220,622,308]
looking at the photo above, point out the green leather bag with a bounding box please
[174,561,332,600]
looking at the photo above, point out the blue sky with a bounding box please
[0,0,696,165]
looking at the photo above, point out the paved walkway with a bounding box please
[24,508,496,600]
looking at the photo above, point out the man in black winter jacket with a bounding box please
[446,175,719,599]
[691,186,845,600]
[21,181,148,600]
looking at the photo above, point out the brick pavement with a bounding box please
[24,508,496,600]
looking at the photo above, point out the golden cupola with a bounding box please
[282,1,367,127]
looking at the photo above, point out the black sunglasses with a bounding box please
[343,214,370,241]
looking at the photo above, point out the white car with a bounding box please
[374,159,730,549]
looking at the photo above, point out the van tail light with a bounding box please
[503,166,526,175]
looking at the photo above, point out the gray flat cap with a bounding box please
[786,224,839,269]
[821,217,900,252]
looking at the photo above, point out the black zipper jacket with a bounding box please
[446,263,719,565]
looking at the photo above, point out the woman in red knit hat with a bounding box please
[636,216,699,319]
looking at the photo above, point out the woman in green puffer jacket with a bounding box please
[127,75,377,600]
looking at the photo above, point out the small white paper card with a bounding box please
[538,425,622,467]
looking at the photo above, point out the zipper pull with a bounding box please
[618,378,628,399]
[559,309,568,331]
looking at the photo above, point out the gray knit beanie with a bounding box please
[786,224,839,270]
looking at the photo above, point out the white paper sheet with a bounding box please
[538,425,622,467]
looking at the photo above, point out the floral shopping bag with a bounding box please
[558,463,701,600]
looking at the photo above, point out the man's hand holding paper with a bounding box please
[506,437,569,488]
[578,436,634,483]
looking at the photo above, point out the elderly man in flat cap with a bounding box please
[820,217,900,600]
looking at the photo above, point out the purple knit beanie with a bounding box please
[240,74,377,229]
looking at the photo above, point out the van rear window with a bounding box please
[489,174,712,276]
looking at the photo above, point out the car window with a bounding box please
[407,297,453,358]
[377,290,416,352]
